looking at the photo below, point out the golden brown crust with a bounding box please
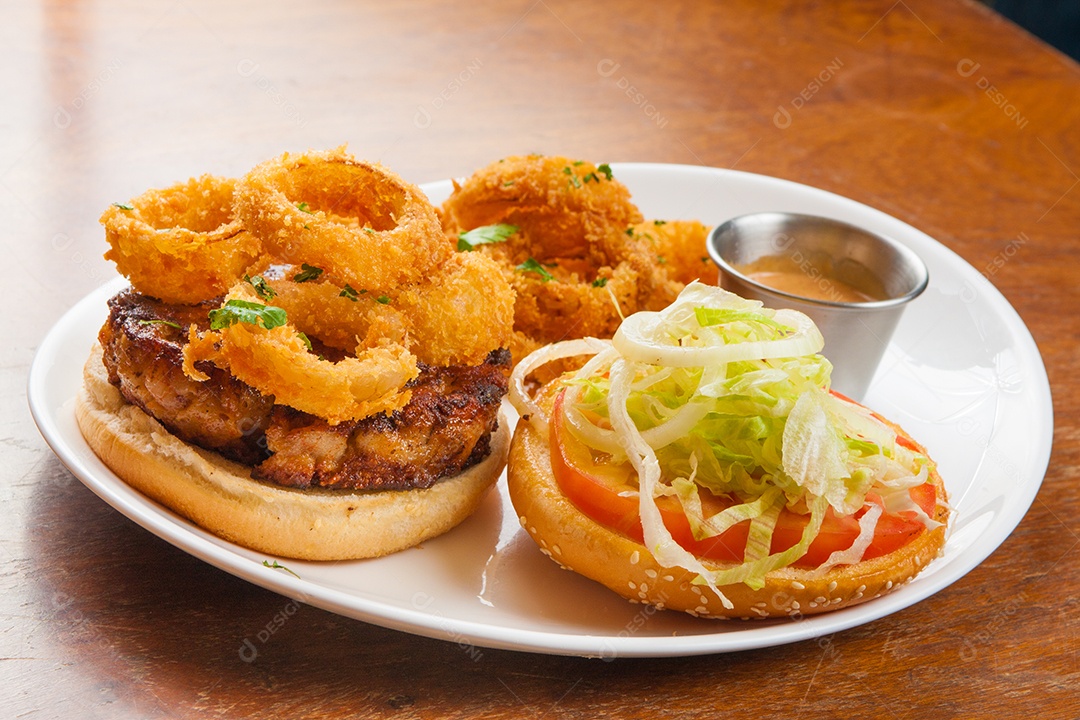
[506,387,949,619]
[77,343,508,561]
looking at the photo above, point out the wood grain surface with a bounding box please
[3,0,1077,717]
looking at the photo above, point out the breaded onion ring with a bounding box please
[396,250,516,367]
[186,283,418,425]
[235,147,451,294]
[101,175,261,304]
[441,154,642,261]
[629,219,716,286]
[248,263,410,355]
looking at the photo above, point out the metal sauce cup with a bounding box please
[707,212,929,400]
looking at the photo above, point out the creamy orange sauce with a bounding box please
[744,269,877,303]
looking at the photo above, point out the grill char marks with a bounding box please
[98,288,509,491]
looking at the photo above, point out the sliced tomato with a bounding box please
[550,390,932,568]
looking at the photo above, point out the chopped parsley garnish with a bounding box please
[457,223,518,251]
[244,273,277,300]
[583,163,612,184]
[137,319,181,330]
[262,560,300,579]
[517,257,554,282]
[112,202,134,211]
[563,166,582,189]
[376,295,391,305]
[296,202,314,214]
[297,331,312,351]
[340,284,360,302]
[625,227,635,236]
[292,263,324,282]
[209,299,288,330]
[653,219,667,226]
[591,277,608,288]
[362,226,375,235]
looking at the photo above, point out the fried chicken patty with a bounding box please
[99,288,509,491]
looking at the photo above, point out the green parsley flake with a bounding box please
[591,277,608,288]
[562,166,582,189]
[262,560,300,579]
[457,223,518,252]
[208,299,288,330]
[296,202,314,214]
[597,163,613,181]
[112,202,134,211]
[292,263,324,283]
[517,257,554,282]
[244,273,277,300]
[340,284,360,302]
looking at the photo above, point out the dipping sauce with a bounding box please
[738,255,884,304]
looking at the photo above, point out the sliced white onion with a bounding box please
[508,337,611,433]
[613,305,823,368]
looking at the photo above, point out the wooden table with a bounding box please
[4,1,1077,717]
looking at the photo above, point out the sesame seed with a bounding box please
[662,575,674,582]
[629,551,640,565]
[791,581,806,590]
[827,581,838,593]
[640,583,649,593]
[552,544,562,556]
[628,581,637,590]
[645,569,657,579]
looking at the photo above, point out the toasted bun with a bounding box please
[507,384,949,620]
[76,343,508,561]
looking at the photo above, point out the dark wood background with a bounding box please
[3,0,1077,717]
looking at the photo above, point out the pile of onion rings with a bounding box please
[439,154,710,366]
[106,146,514,425]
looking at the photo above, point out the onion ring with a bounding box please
[249,263,410,354]
[101,175,261,304]
[186,283,419,425]
[235,146,451,294]
[395,251,515,366]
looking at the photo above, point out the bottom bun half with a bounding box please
[507,410,949,620]
[76,343,509,561]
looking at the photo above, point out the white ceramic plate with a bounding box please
[28,164,1052,658]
